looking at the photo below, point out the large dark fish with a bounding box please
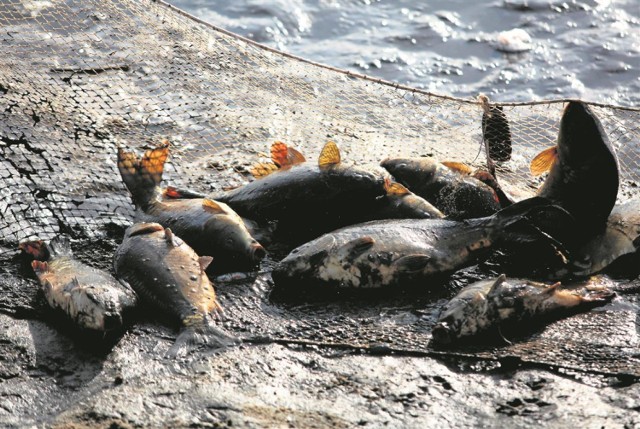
[113,223,236,356]
[19,237,137,331]
[214,141,441,243]
[555,196,640,277]
[530,101,619,240]
[381,157,502,219]
[432,274,615,344]
[482,103,513,162]
[272,197,570,290]
[117,143,265,271]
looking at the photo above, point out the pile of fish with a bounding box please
[18,101,639,351]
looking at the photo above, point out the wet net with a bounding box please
[1,0,639,378]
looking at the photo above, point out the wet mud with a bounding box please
[0,1,639,427]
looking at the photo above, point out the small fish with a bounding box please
[370,178,444,220]
[113,223,237,356]
[19,237,137,331]
[272,197,572,290]
[432,274,615,344]
[529,101,619,240]
[481,104,512,162]
[117,142,265,271]
[381,157,502,219]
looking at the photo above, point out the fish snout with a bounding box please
[102,312,123,331]
[250,242,267,262]
[431,322,453,345]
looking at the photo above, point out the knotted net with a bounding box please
[0,0,639,378]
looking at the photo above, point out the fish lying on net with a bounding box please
[212,141,442,244]
[117,143,265,272]
[19,237,137,332]
[431,274,615,344]
[381,156,503,219]
[272,197,572,290]
[113,223,237,356]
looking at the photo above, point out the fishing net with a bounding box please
[0,0,639,379]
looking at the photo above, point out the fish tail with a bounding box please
[47,236,73,257]
[18,240,49,260]
[167,317,239,358]
[117,142,169,207]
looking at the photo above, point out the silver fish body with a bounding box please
[432,275,615,344]
[19,238,137,331]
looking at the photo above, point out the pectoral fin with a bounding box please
[164,228,184,247]
[441,161,474,175]
[384,178,410,196]
[202,199,226,214]
[530,146,557,176]
[198,256,213,273]
[487,274,507,296]
[392,254,431,273]
[341,236,375,260]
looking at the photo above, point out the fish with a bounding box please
[19,237,137,331]
[381,156,503,218]
[481,103,512,162]
[370,178,444,220]
[431,274,615,344]
[529,101,619,239]
[117,142,265,271]
[555,196,640,277]
[214,141,436,243]
[272,197,572,290]
[113,222,237,356]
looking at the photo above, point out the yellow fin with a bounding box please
[318,141,341,168]
[250,162,279,179]
[384,178,410,196]
[530,146,558,176]
[441,161,474,175]
[202,198,226,214]
[139,142,170,186]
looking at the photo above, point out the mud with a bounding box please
[0,1,639,427]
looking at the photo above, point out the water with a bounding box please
[167,0,640,106]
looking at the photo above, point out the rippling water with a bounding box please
[168,0,639,106]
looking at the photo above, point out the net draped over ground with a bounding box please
[0,0,639,378]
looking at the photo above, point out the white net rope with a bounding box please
[0,0,638,246]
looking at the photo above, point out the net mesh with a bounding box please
[0,0,639,378]
[1,0,639,247]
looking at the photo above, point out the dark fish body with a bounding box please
[537,102,619,238]
[273,198,566,290]
[482,105,512,162]
[557,196,640,277]
[117,144,265,271]
[381,157,501,219]
[19,237,137,331]
[432,275,615,344]
[113,223,235,355]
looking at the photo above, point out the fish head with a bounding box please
[205,209,266,266]
[380,157,438,188]
[68,284,126,331]
[18,240,49,260]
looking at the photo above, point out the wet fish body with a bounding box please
[113,223,235,355]
[381,157,502,219]
[19,237,137,331]
[117,144,265,271]
[273,198,567,289]
[432,275,615,344]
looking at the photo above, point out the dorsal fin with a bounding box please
[202,199,226,214]
[441,161,474,175]
[384,178,410,196]
[488,274,507,296]
[127,223,164,237]
[318,141,341,168]
[530,146,558,176]
[198,256,213,273]
[250,162,279,179]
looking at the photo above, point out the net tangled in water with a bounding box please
[0,0,639,248]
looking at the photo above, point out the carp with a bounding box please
[530,101,619,240]
[214,141,440,243]
[272,197,571,290]
[117,142,265,271]
[113,223,237,356]
[381,156,503,219]
[431,274,615,344]
[19,237,137,331]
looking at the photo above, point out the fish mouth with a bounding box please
[102,313,123,331]
[431,322,453,345]
[250,243,267,262]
